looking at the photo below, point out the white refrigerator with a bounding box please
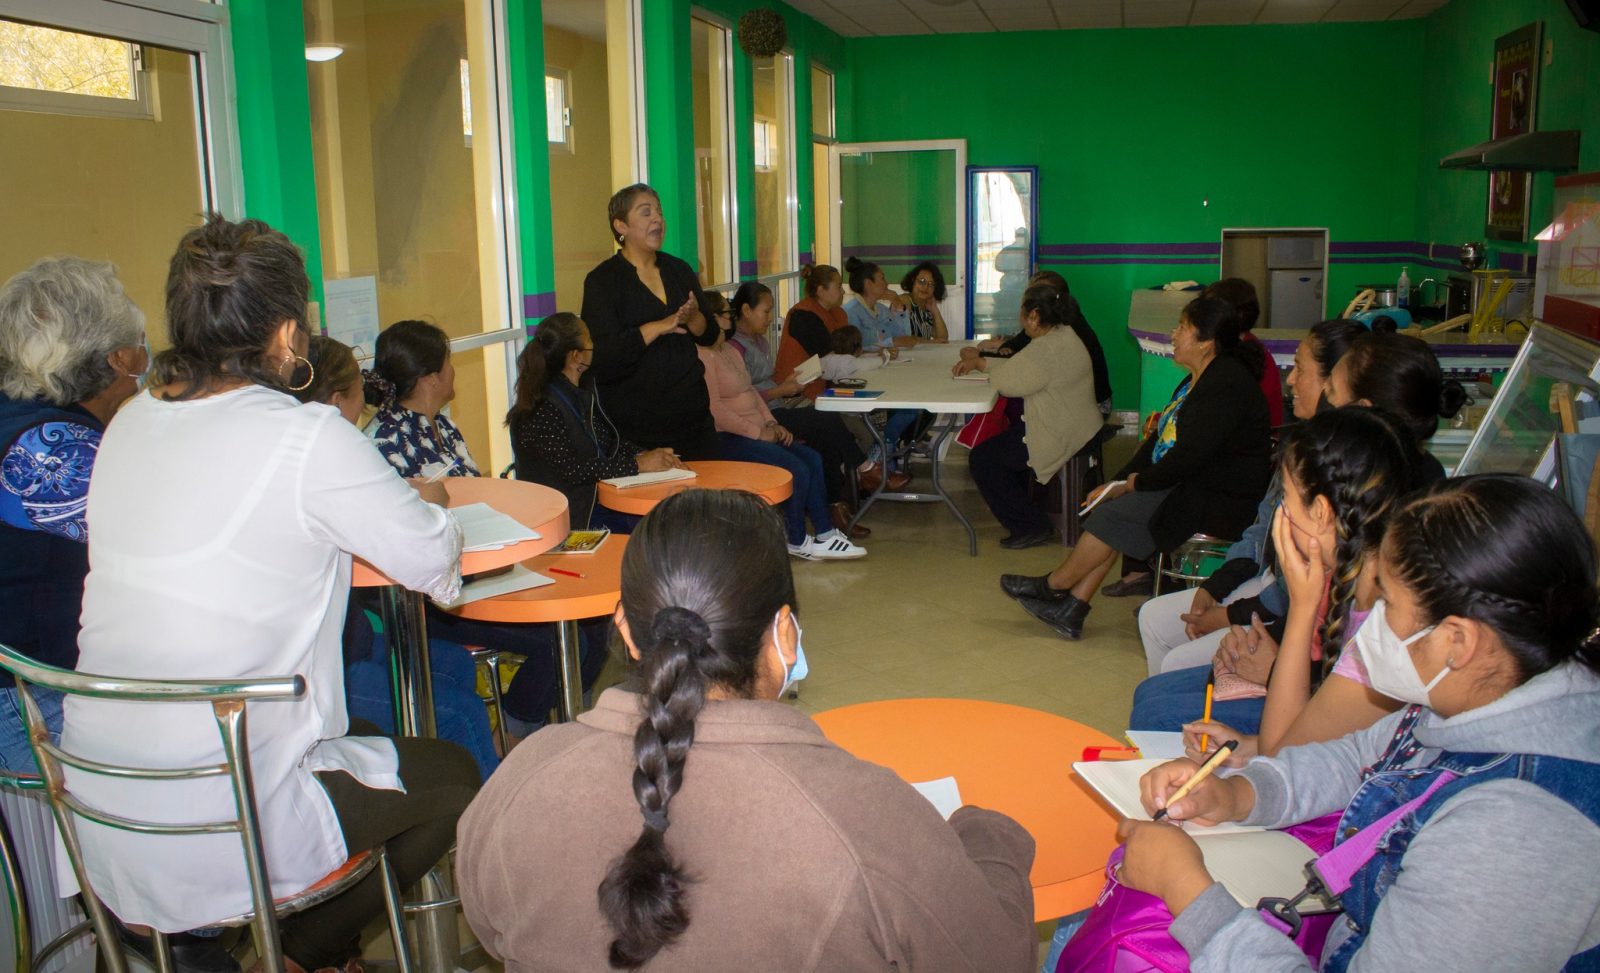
[1269,270,1324,329]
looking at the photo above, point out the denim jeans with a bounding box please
[1126,664,1264,734]
[344,635,500,781]
[0,684,62,774]
[716,433,833,545]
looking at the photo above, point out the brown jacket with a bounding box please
[458,688,1038,972]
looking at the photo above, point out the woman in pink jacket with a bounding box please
[696,294,864,561]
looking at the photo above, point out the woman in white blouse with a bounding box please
[65,215,479,973]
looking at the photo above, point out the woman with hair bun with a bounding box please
[1329,331,1467,487]
[1117,474,1600,972]
[365,318,479,478]
[458,489,1039,972]
[955,283,1102,549]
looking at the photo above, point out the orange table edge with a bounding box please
[597,460,793,516]
[812,697,1122,922]
[450,533,629,624]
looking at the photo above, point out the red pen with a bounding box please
[548,567,585,579]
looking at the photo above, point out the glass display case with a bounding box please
[1456,322,1600,484]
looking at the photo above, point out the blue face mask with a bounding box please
[775,613,807,698]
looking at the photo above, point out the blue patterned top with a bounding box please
[1,418,100,542]
[369,405,481,479]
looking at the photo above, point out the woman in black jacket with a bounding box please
[1000,297,1271,640]
[508,312,683,531]
[580,183,718,459]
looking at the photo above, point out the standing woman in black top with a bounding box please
[581,184,718,460]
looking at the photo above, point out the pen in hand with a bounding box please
[1152,739,1238,822]
[423,460,458,483]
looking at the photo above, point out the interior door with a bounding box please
[828,139,967,337]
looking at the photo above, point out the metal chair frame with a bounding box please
[0,644,418,973]
[1,768,96,973]
[1154,534,1234,596]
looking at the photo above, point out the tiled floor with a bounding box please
[454,436,1155,971]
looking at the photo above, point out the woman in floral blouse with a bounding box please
[366,319,480,478]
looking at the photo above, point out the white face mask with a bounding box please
[1355,599,1445,706]
[122,339,152,390]
[774,614,807,699]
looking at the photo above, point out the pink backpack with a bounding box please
[1054,818,1338,973]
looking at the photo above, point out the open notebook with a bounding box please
[1075,758,1336,912]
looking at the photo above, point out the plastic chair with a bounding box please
[0,643,420,973]
[1153,534,1233,596]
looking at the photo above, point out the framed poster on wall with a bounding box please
[1486,21,1542,242]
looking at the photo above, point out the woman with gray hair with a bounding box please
[0,256,147,772]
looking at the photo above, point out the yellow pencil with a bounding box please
[1153,739,1238,821]
[1200,681,1215,753]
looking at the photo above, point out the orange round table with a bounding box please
[351,477,569,737]
[450,534,629,722]
[596,460,793,515]
[812,698,1122,922]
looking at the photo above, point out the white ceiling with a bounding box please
[781,0,1451,36]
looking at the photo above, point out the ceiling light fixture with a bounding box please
[305,44,344,62]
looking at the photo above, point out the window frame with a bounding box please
[0,23,154,119]
[543,66,571,151]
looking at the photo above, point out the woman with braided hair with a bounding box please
[457,488,1038,972]
[1115,474,1600,971]
[1127,408,1413,743]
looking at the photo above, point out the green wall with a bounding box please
[845,22,1429,409]
[1414,0,1600,267]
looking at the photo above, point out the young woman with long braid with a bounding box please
[456,488,1039,971]
[1126,408,1412,742]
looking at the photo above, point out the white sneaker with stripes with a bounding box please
[787,529,866,560]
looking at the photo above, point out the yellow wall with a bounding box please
[544,24,615,314]
[0,46,202,348]
[306,0,507,466]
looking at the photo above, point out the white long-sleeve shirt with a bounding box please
[63,385,462,932]
[820,350,888,382]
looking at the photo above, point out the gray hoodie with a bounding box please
[1171,661,1600,972]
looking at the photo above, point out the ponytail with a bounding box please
[506,312,586,425]
[597,606,709,968]
[597,488,796,968]
[362,368,396,408]
[1183,296,1265,381]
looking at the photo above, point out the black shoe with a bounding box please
[117,924,240,973]
[1000,529,1054,550]
[1102,573,1155,598]
[1018,593,1093,640]
[1000,573,1070,602]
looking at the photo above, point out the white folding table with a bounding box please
[816,343,997,555]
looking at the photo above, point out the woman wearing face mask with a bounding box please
[457,489,1039,971]
[507,312,682,533]
[1117,474,1600,973]
[696,293,864,561]
[1135,319,1365,677]
[366,319,478,479]
[1126,408,1413,750]
[581,183,718,461]
[0,257,147,769]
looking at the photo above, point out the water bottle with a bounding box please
[1397,266,1411,309]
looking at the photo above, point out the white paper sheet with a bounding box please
[1072,759,1261,836]
[322,275,381,357]
[436,564,554,608]
[451,501,542,553]
[1125,730,1187,761]
[911,776,963,820]
[792,354,823,385]
[601,468,698,490]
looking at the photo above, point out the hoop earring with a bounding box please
[282,354,315,392]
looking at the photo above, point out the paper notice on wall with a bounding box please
[323,276,381,357]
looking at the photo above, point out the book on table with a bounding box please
[1074,758,1336,912]
[601,468,697,490]
[552,528,610,554]
[451,502,542,553]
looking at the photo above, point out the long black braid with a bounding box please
[596,489,795,968]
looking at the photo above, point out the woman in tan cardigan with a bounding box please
[457,488,1038,972]
[955,284,1102,549]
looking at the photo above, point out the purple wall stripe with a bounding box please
[738,260,759,277]
[1037,256,1221,266]
[1328,241,1427,254]
[798,251,813,266]
[840,244,957,257]
[1039,242,1218,256]
[523,292,557,319]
